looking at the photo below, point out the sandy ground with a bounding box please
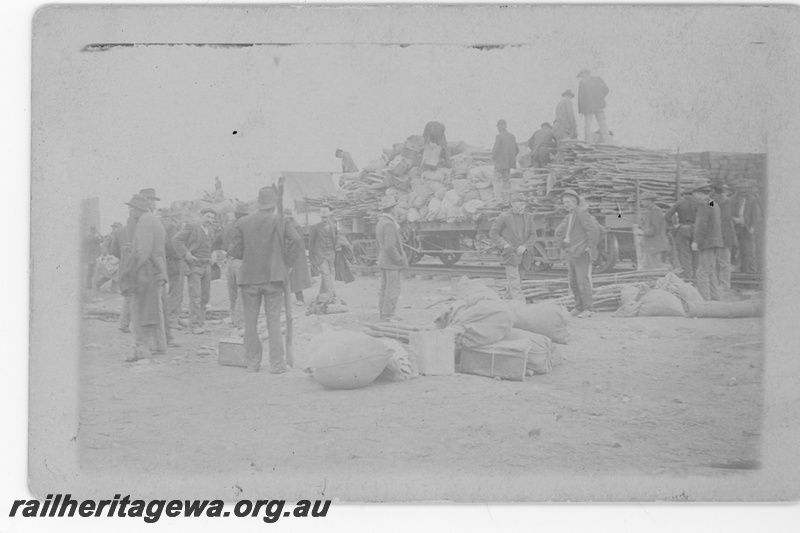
[79,270,763,495]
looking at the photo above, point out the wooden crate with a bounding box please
[409,329,456,375]
[218,338,247,368]
[458,347,528,381]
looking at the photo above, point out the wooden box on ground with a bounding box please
[409,329,456,375]
[218,338,247,368]
[458,348,527,381]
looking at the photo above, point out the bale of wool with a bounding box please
[310,330,392,390]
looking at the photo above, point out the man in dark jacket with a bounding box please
[229,187,303,373]
[555,189,600,317]
[489,193,538,302]
[308,206,339,297]
[284,208,313,306]
[491,119,519,199]
[375,196,409,322]
[553,89,578,141]
[711,178,737,289]
[577,69,610,143]
[215,201,249,329]
[732,179,762,273]
[173,206,217,334]
[665,190,699,279]
[691,179,724,301]
[527,123,557,168]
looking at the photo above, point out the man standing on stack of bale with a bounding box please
[711,178,737,290]
[489,193,537,302]
[173,206,217,334]
[117,194,169,361]
[577,69,610,143]
[336,149,359,173]
[691,179,724,301]
[555,189,599,318]
[732,179,762,274]
[665,189,699,279]
[635,191,671,270]
[553,89,578,141]
[376,196,409,322]
[491,119,519,199]
[308,205,339,298]
[229,187,303,374]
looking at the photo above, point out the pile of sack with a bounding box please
[433,278,569,379]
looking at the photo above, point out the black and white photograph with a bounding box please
[15,1,800,524]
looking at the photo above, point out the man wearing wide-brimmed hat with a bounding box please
[577,69,610,143]
[555,189,600,318]
[375,195,409,321]
[635,191,671,270]
[229,187,303,373]
[732,178,762,274]
[117,194,170,361]
[173,205,218,334]
[308,205,339,298]
[553,89,578,141]
[690,179,724,301]
[489,192,538,302]
[491,119,519,199]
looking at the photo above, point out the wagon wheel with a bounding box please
[353,242,376,267]
[593,232,619,274]
[399,225,422,265]
[438,252,462,266]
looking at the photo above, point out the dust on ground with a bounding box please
[79,271,763,490]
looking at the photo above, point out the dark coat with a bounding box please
[578,76,609,114]
[118,213,167,325]
[713,194,738,249]
[489,211,539,269]
[308,219,338,266]
[693,200,724,250]
[172,222,214,263]
[376,215,408,270]
[229,208,303,286]
[285,217,313,292]
[491,131,519,170]
[554,208,601,261]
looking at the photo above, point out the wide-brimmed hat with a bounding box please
[497,119,507,128]
[689,178,712,192]
[562,89,575,98]
[641,191,658,201]
[199,206,217,216]
[257,187,277,209]
[125,194,150,212]
[319,206,332,217]
[379,196,397,210]
[510,192,526,203]
[139,188,160,201]
[560,189,580,201]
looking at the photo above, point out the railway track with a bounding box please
[352,261,763,287]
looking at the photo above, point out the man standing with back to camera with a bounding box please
[229,187,303,374]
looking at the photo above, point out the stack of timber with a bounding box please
[365,321,432,344]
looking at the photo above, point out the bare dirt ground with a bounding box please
[79,270,763,495]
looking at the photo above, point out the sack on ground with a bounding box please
[310,330,392,390]
[638,289,686,317]
[502,328,561,375]
[654,272,704,311]
[436,300,514,349]
[483,300,570,344]
[455,276,500,307]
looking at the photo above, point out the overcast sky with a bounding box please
[34,5,785,228]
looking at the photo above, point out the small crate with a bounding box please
[458,347,528,381]
[218,338,247,368]
[409,329,456,376]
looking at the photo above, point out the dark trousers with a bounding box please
[674,225,697,278]
[379,269,402,319]
[241,282,286,372]
[736,228,757,273]
[567,251,593,312]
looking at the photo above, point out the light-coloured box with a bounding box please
[218,338,247,368]
[409,329,456,376]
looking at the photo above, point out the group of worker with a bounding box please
[491,68,612,193]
